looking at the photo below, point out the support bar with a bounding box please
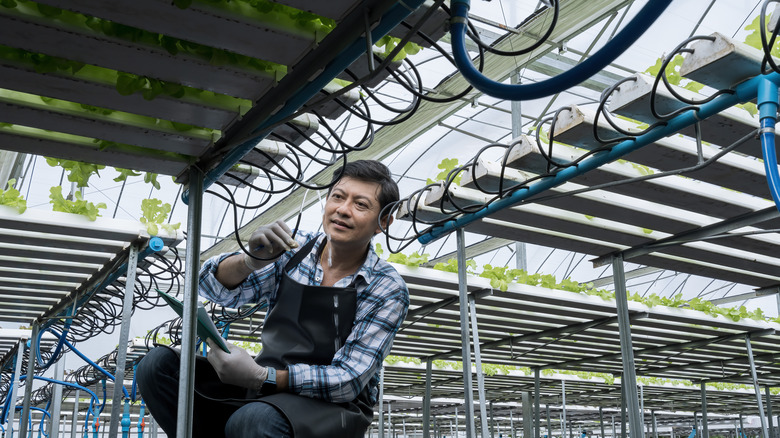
[456,228,476,438]
[176,167,203,438]
[613,256,644,438]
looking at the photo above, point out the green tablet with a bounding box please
[156,289,231,354]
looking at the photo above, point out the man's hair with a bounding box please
[329,160,399,219]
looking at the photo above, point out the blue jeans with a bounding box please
[136,347,292,438]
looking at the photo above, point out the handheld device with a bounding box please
[156,289,231,354]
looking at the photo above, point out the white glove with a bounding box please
[206,339,268,391]
[244,220,298,270]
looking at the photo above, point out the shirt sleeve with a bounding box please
[197,231,316,307]
[286,275,409,403]
[198,252,280,308]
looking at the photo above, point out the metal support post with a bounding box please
[701,382,709,438]
[612,415,616,438]
[739,414,744,438]
[600,407,605,438]
[562,380,567,438]
[621,383,627,438]
[651,410,657,438]
[387,401,392,438]
[523,393,533,438]
[456,406,459,438]
[49,357,65,437]
[640,385,645,434]
[456,228,476,438]
[510,409,514,438]
[547,405,552,438]
[464,290,488,437]
[468,291,490,438]
[613,256,644,438]
[746,335,770,438]
[767,386,775,438]
[535,369,541,438]
[379,366,385,438]
[109,244,140,438]
[150,414,157,438]
[7,341,26,438]
[176,167,204,438]
[70,389,80,438]
[424,358,432,438]
[19,322,39,438]
[490,400,495,438]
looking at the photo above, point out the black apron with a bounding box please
[194,237,373,438]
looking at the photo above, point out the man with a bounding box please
[137,160,409,438]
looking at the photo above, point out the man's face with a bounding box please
[322,177,390,249]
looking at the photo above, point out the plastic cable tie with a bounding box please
[759,127,776,135]
[691,110,704,121]
[450,16,468,25]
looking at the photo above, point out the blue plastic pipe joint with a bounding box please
[758,76,780,212]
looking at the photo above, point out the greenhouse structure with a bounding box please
[1,0,780,437]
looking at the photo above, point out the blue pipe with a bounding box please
[121,399,131,438]
[758,77,780,211]
[137,403,145,438]
[37,399,51,438]
[41,236,164,331]
[0,370,14,424]
[35,310,73,371]
[418,71,780,244]
[16,376,101,437]
[184,0,428,203]
[91,414,98,438]
[449,0,674,100]
[44,330,129,399]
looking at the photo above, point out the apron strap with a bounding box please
[283,237,319,274]
[282,235,361,288]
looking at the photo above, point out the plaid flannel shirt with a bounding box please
[199,230,409,404]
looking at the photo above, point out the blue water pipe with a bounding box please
[15,376,101,438]
[35,309,73,371]
[0,371,14,424]
[23,406,49,438]
[136,403,145,438]
[99,379,107,415]
[418,70,780,244]
[41,236,164,332]
[91,414,99,438]
[449,0,674,101]
[687,428,697,438]
[44,330,129,399]
[36,399,51,438]
[758,76,780,211]
[130,365,138,403]
[184,0,428,203]
[121,399,131,438]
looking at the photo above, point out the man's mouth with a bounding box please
[331,219,351,229]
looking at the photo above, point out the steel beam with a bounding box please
[457,228,476,438]
[176,167,203,438]
[109,243,139,438]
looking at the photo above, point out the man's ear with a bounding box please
[375,215,394,235]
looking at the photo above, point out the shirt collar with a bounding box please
[312,233,378,286]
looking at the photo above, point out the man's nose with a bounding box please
[335,201,351,215]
